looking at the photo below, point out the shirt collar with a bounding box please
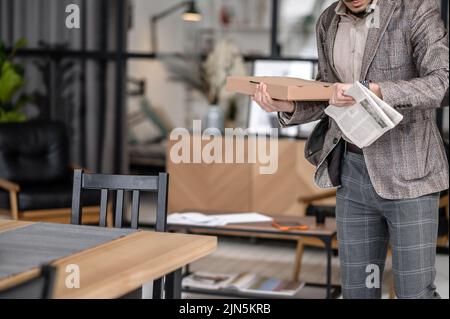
[335,0,347,16]
[335,0,371,20]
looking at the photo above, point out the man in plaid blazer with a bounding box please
[253,0,448,298]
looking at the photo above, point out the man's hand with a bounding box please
[252,83,295,113]
[369,83,383,99]
[329,83,356,107]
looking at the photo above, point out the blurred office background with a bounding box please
[0,0,448,174]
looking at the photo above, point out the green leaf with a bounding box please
[14,38,27,50]
[0,61,24,104]
[9,38,27,58]
[0,110,26,123]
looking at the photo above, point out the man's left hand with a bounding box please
[329,83,356,107]
[329,82,383,107]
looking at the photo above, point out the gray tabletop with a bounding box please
[0,222,136,280]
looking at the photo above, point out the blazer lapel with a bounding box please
[359,0,397,80]
[325,14,343,82]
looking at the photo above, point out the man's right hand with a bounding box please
[252,83,295,113]
[252,82,358,113]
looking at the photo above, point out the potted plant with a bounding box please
[163,38,246,132]
[0,38,30,123]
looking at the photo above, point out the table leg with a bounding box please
[152,278,163,299]
[165,268,182,299]
[323,237,332,299]
[292,238,304,281]
[184,230,192,276]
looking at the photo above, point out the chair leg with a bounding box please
[152,278,163,299]
[9,191,19,220]
[387,247,396,299]
[437,236,449,248]
[165,268,182,299]
[106,204,113,228]
[292,238,305,282]
[389,279,396,299]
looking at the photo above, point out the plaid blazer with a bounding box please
[279,0,449,199]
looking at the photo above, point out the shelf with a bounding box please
[182,283,342,299]
[199,27,271,34]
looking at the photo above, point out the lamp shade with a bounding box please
[182,1,202,22]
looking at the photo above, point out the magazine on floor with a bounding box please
[324,81,403,148]
[182,271,305,296]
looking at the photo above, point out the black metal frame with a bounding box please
[270,0,280,57]
[114,0,127,173]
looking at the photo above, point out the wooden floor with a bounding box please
[190,237,341,285]
[184,236,449,299]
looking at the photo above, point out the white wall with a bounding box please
[127,0,272,130]
[127,0,188,129]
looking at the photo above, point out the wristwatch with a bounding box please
[360,80,371,90]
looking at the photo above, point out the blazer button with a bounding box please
[333,138,339,144]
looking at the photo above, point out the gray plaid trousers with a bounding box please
[335,151,441,299]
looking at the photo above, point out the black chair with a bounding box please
[0,265,57,299]
[0,120,107,225]
[70,169,176,299]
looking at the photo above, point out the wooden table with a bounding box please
[168,214,340,299]
[0,220,217,299]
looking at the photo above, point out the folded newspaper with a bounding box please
[324,81,403,148]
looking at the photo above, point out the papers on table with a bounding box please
[167,212,273,227]
[325,81,403,148]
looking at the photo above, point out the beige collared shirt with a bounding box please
[333,1,375,144]
[333,0,373,82]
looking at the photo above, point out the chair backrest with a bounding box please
[0,120,69,184]
[71,170,169,230]
[0,265,57,299]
